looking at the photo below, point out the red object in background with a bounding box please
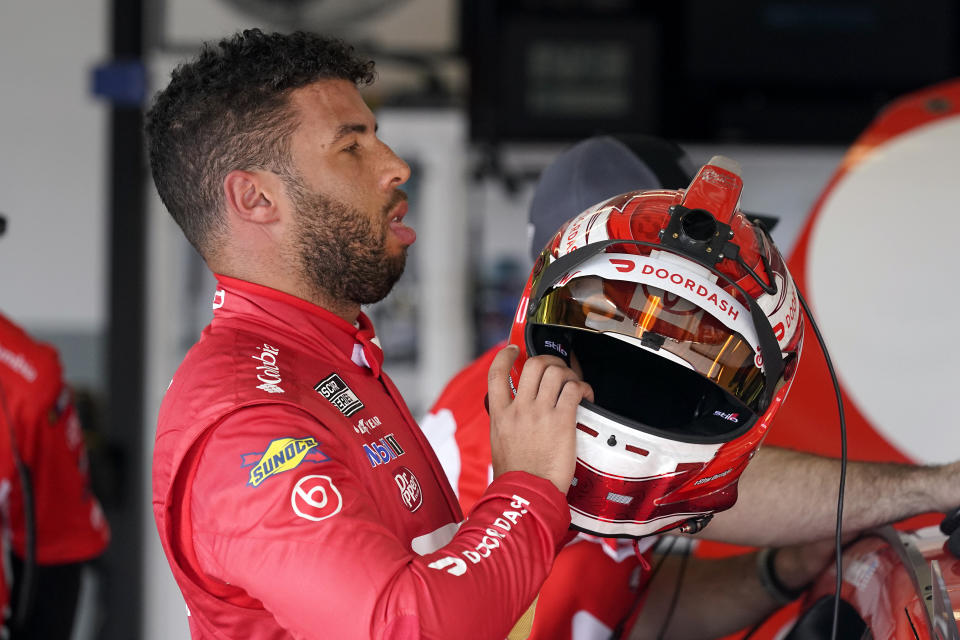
[714,78,960,639]
[793,525,960,639]
[768,80,960,522]
[0,313,111,623]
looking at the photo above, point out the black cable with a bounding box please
[608,536,680,640]
[0,380,36,630]
[795,289,847,640]
[736,288,850,640]
[655,542,692,640]
[739,619,764,639]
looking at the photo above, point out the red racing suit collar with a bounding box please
[212,274,385,378]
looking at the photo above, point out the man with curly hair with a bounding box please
[147,29,591,639]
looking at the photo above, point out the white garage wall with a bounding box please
[0,1,109,334]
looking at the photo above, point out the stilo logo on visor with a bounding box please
[512,155,803,539]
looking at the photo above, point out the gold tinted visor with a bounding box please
[532,274,767,411]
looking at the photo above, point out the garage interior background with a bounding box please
[0,0,957,638]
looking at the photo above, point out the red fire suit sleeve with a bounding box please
[189,403,571,640]
[1,326,109,565]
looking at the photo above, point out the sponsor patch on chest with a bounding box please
[241,437,330,487]
[363,434,405,468]
[252,343,284,394]
[393,466,422,512]
[314,373,364,417]
[354,415,382,435]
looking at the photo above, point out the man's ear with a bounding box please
[223,170,283,224]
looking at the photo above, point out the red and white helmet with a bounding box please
[508,156,803,538]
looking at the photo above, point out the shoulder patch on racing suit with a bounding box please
[241,437,330,487]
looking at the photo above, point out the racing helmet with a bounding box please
[507,155,803,539]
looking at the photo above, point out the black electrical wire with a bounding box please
[608,535,681,640]
[739,618,764,639]
[735,290,849,640]
[655,542,692,640]
[795,289,847,640]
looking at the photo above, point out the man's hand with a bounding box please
[487,345,594,493]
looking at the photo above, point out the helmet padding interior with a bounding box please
[529,324,754,441]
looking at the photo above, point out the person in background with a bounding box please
[422,135,960,639]
[0,215,110,639]
[146,29,593,639]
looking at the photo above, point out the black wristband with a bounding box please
[756,547,806,605]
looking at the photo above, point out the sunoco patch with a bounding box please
[314,373,364,417]
[241,437,330,487]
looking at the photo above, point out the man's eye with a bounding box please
[343,142,360,153]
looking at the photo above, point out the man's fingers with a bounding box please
[534,362,586,406]
[488,350,592,416]
[487,352,586,493]
[487,344,520,413]
[515,354,568,402]
[556,380,594,413]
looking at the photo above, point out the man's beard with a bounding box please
[287,178,407,306]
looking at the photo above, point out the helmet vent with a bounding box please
[606,492,633,505]
[576,423,599,437]
[625,444,649,457]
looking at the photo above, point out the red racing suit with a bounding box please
[0,313,110,614]
[152,276,571,639]
[421,345,655,640]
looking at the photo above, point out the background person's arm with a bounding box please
[705,445,958,545]
[628,539,834,640]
